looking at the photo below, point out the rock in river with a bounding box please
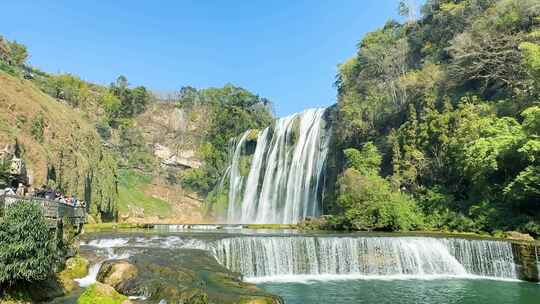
[96,248,283,304]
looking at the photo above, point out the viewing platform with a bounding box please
[0,194,87,230]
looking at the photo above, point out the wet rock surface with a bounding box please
[98,248,283,304]
[512,242,540,282]
[97,260,138,290]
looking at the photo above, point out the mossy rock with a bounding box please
[62,256,90,279]
[239,155,253,177]
[113,248,282,304]
[77,283,130,304]
[97,260,138,290]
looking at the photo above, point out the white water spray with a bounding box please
[211,236,518,281]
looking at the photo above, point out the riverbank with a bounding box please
[0,256,90,304]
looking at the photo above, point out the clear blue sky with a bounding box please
[1,1,404,117]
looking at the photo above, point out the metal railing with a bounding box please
[0,194,86,227]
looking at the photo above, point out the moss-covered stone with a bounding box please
[97,260,138,290]
[54,255,90,294]
[112,248,282,304]
[63,256,90,279]
[239,155,253,177]
[76,283,130,304]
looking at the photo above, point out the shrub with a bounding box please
[181,168,211,193]
[30,112,45,143]
[336,168,422,231]
[344,142,382,175]
[0,201,58,286]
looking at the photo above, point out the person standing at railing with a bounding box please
[16,183,25,196]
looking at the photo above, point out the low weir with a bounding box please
[211,236,518,280]
[81,229,540,283]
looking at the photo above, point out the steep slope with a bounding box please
[0,71,118,219]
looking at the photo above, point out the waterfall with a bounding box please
[223,108,330,224]
[211,236,518,281]
[226,131,251,221]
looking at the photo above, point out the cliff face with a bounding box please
[0,71,207,223]
[136,102,207,171]
[0,72,118,219]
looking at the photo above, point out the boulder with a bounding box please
[97,260,138,290]
[76,282,131,304]
[111,249,283,304]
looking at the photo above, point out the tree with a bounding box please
[0,201,57,285]
[344,142,382,175]
[109,76,151,118]
[7,40,28,66]
[336,168,421,231]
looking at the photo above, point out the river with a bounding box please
[76,226,540,303]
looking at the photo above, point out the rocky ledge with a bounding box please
[95,248,283,304]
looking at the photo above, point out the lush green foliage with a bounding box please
[336,143,422,231]
[176,85,274,196]
[332,0,540,235]
[0,36,28,67]
[0,201,57,286]
[344,142,382,175]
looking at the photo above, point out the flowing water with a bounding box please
[222,108,331,224]
[211,236,517,280]
[78,229,540,303]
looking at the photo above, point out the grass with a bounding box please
[117,169,172,218]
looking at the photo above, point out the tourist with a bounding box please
[15,183,25,196]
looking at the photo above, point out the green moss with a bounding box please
[117,169,172,217]
[61,256,89,279]
[77,283,127,304]
[239,155,253,177]
[83,222,154,232]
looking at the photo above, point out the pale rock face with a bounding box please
[153,143,202,169]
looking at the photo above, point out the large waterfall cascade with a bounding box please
[211,236,519,281]
[222,108,331,224]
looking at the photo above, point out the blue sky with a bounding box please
[1,1,403,117]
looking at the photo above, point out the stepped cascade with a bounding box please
[222,108,331,224]
[211,236,518,280]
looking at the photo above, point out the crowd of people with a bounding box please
[0,183,86,208]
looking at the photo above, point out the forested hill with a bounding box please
[325,0,540,236]
[1,0,539,237]
[0,35,273,223]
